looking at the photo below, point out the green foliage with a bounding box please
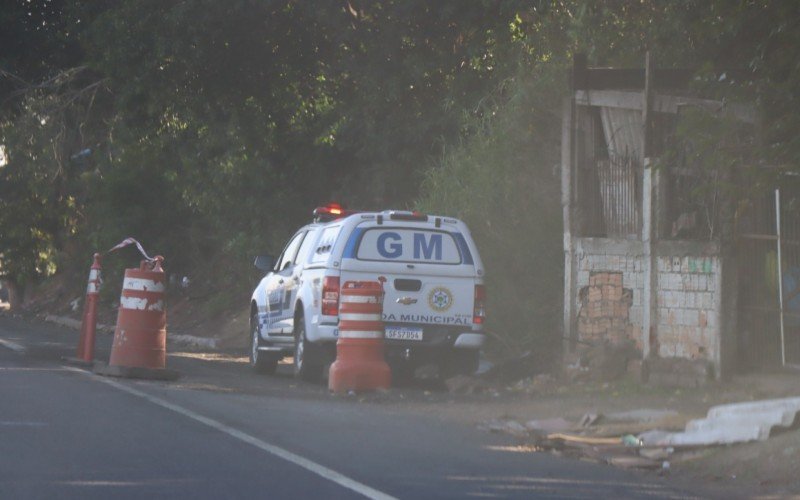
[3,0,800,362]
[659,107,761,241]
[0,66,108,286]
[417,64,565,361]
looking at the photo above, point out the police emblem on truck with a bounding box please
[428,287,453,312]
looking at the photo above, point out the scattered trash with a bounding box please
[607,456,661,469]
[604,409,679,423]
[475,357,493,376]
[639,447,674,460]
[621,434,642,447]
[579,412,601,428]
[637,430,674,447]
[546,433,622,445]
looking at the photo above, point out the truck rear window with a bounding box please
[355,228,462,264]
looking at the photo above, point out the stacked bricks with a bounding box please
[578,271,637,347]
[575,249,645,343]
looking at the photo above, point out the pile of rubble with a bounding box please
[481,397,800,470]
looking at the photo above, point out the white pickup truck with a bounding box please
[249,205,486,381]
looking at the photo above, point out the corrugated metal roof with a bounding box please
[600,106,642,161]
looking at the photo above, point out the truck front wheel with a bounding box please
[250,313,278,375]
[293,315,322,382]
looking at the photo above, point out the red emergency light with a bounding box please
[313,203,356,222]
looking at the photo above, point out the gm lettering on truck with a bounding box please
[377,232,443,260]
[356,229,461,264]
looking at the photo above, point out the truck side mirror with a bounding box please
[254,255,274,272]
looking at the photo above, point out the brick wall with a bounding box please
[573,238,722,366]
[656,255,720,360]
[575,239,644,351]
[577,271,638,347]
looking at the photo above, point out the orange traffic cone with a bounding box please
[95,256,178,380]
[328,281,391,393]
[64,253,103,367]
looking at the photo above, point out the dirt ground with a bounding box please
[11,280,800,499]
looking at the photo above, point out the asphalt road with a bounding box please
[0,316,703,499]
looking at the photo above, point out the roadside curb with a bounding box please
[42,314,219,350]
[44,314,114,334]
[169,334,219,350]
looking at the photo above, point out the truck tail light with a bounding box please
[473,284,486,325]
[322,276,340,316]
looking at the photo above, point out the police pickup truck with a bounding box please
[249,204,486,381]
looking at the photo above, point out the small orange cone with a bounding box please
[65,253,103,367]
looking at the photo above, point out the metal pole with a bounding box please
[776,188,786,367]
[641,51,655,360]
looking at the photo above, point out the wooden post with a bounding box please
[562,97,576,356]
[563,55,584,356]
[572,53,588,91]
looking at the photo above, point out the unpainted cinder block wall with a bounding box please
[573,238,723,367]
[655,254,720,362]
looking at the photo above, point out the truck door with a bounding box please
[266,230,306,333]
[282,229,318,334]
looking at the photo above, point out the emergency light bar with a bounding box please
[313,203,358,222]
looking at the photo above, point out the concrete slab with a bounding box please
[687,410,797,434]
[639,396,800,447]
[639,426,764,447]
[706,397,800,419]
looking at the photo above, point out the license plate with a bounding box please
[385,326,423,341]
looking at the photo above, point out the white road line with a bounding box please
[0,338,26,353]
[64,366,397,500]
[0,421,49,427]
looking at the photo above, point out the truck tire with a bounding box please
[293,314,322,382]
[250,313,278,375]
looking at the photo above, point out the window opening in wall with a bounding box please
[663,164,720,240]
[574,105,642,239]
[662,109,754,241]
